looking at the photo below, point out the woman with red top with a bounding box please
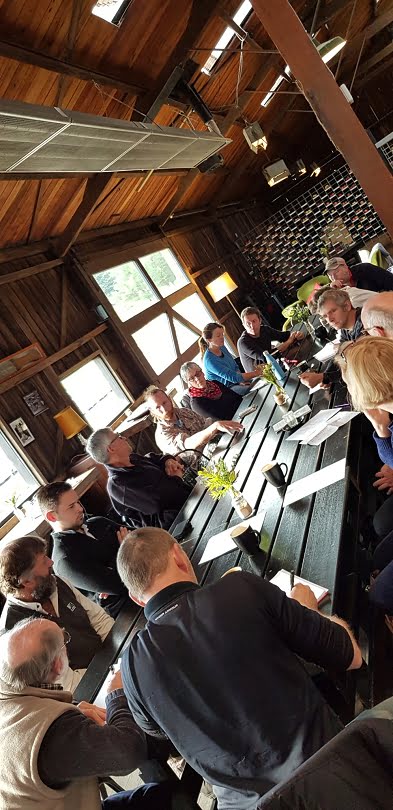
[180,362,241,421]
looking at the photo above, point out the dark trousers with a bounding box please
[373,494,393,539]
[371,530,393,613]
[102,782,172,809]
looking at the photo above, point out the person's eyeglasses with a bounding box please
[60,628,71,651]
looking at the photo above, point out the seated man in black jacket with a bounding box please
[87,428,190,530]
[238,307,303,372]
[326,255,393,292]
[36,482,128,618]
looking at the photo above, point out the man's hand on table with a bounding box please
[299,371,324,390]
[215,420,244,436]
[107,669,123,693]
[364,408,391,438]
[165,458,185,478]
[290,331,304,343]
[290,583,319,611]
[374,464,393,495]
[77,701,107,726]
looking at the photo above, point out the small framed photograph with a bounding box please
[23,389,48,416]
[9,418,35,447]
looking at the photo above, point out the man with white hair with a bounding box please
[325,256,393,293]
[0,617,170,810]
[87,428,190,529]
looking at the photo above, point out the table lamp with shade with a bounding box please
[205,272,240,318]
[53,406,88,447]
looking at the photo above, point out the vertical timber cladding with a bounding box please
[237,165,385,302]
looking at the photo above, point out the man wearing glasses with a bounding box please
[299,288,364,391]
[0,535,114,691]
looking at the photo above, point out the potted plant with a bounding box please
[198,458,252,518]
[262,363,287,406]
[6,493,26,520]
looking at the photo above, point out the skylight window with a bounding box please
[261,74,285,107]
[92,0,131,24]
[201,0,252,75]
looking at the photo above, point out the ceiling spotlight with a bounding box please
[263,159,290,187]
[243,122,268,153]
[311,162,321,177]
[296,159,307,175]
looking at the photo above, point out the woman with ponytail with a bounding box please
[199,323,265,396]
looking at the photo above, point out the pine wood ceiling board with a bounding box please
[84,175,180,229]
[178,173,228,211]
[31,178,87,241]
[0,180,36,247]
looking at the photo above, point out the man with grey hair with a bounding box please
[0,616,170,810]
[325,256,393,293]
[237,306,303,372]
[87,428,190,530]
[118,527,361,810]
[299,288,363,390]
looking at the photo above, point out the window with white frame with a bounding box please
[60,356,130,429]
[0,432,39,523]
[93,248,214,388]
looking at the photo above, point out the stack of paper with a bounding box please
[286,408,358,446]
[283,457,346,506]
[269,569,329,604]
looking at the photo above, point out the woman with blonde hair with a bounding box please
[199,322,264,396]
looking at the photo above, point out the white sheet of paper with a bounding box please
[199,511,266,565]
[285,408,340,442]
[94,657,121,708]
[313,342,338,362]
[303,424,337,446]
[269,569,328,602]
[328,410,359,427]
[283,457,346,506]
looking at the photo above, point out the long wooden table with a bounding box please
[74,334,364,804]
[76,334,362,697]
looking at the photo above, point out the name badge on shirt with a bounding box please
[67,602,76,612]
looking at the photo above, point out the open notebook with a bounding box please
[269,569,329,605]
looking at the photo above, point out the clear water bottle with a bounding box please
[263,351,286,384]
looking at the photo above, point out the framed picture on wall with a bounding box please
[0,343,46,384]
[9,418,35,447]
[23,389,48,416]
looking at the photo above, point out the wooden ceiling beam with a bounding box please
[355,52,393,87]
[0,38,148,95]
[0,258,63,286]
[356,40,393,78]
[54,174,113,257]
[0,169,189,182]
[135,0,215,119]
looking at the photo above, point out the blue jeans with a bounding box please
[102,782,172,809]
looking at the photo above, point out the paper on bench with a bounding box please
[283,457,346,507]
[199,511,266,565]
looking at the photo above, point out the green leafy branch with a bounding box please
[198,457,238,501]
[262,363,284,394]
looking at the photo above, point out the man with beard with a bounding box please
[0,535,113,691]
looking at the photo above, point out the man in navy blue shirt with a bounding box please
[117,528,362,810]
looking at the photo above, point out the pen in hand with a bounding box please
[290,570,295,591]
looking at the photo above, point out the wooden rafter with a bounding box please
[0,258,63,286]
[0,325,107,395]
[0,38,148,96]
[54,174,113,257]
[134,0,215,119]
[356,41,393,78]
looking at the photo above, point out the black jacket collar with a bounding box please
[145,581,200,621]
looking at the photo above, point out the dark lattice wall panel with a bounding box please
[238,164,385,299]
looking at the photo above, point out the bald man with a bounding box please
[118,528,361,810]
[362,291,393,338]
[0,617,170,810]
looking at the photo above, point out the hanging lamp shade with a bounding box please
[53,407,87,439]
[317,36,346,64]
[206,272,238,303]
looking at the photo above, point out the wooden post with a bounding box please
[251,0,393,239]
